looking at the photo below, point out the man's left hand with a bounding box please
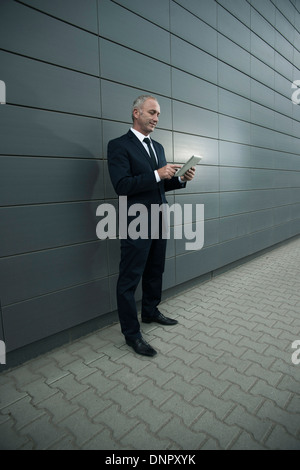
[180,166,196,182]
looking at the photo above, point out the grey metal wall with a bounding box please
[0,0,299,355]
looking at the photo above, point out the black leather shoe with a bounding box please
[142,312,178,326]
[126,336,157,357]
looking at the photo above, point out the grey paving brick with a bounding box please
[225,404,273,443]
[0,382,28,410]
[5,365,42,387]
[120,422,173,450]
[190,371,231,397]
[128,397,173,433]
[93,403,139,441]
[229,430,268,450]
[82,428,128,450]
[37,362,70,385]
[286,394,300,414]
[62,359,99,380]
[221,383,264,414]
[70,388,113,419]
[48,435,80,450]
[158,416,207,450]
[0,420,33,450]
[19,414,67,450]
[59,408,103,448]
[264,424,300,450]
[191,410,241,449]
[244,363,283,387]
[131,378,174,407]
[0,237,299,450]
[109,364,149,391]
[249,378,292,409]
[2,396,45,431]
[102,384,143,413]
[162,375,202,402]
[160,394,205,427]
[192,389,235,420]
[88,355,124,377]
[36,390,79,423]
[257,400,300,437]
[218,366,257,392]
[50,374,89,400]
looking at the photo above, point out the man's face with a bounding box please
[133,98,160,136]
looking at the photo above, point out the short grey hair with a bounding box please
[131,94,158,121]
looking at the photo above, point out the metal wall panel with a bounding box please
[98,0,170,63]
[99,39,172,96]
[0,157,104,205]
[0,241,108,306]
[20,0,98,32]
[0,202,101,257]
[0,0,99,74]
[2,278,111,351]
[0,107,102,158]
[0,50,101,117]
[1,0,299,356]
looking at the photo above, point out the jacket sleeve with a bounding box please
[164,177,186,192]
[107,139,157,196]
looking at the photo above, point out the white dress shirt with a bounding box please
[130,127,161,182]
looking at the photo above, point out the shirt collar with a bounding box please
[130,127,152,144]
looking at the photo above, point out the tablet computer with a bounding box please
[175,155,202,177]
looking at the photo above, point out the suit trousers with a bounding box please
[117,234,167,341]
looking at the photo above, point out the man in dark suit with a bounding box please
[107,95,195,357]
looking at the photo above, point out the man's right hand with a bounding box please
[157,164,182,180]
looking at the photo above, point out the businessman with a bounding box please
[107,95,195,357]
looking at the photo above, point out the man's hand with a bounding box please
[157,164,181,180]
[180,166,196,182]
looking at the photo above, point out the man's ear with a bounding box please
[132,108,139,120]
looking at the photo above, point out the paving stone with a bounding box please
[59,408,103,448]
[218,366,258,392]
[128,397,173,433]
[257,400,300,437]
[50,374,89,400]
[37,362,70,385]
[5,365,42,387]
[131,378,174,407]
[120,422,172,450]
[48,435,80,450]
[109,365,149,391]
[190,371,231,397]
[0,237,300,450]
[244,363,283,387]
[221,384,264,414]
[160,394,205,427]
[36,391,79,423]
[191,410,242,449]
[102,384,143,413]
[264,424,300,450]
[82,428,128,450]
[2,396,45,431]
[19,414,67,450]
[93,403,139,441]
[158,416,207,450]
[0,382,28,410]
[225,404,273,443]
[229,430,268,450]
[192,389,235,420]
[0,420,33,450]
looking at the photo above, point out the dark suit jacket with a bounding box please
[107,130,185,208]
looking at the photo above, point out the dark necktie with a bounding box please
[143,137,158,170]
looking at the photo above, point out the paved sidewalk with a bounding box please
[0,237,300,450]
